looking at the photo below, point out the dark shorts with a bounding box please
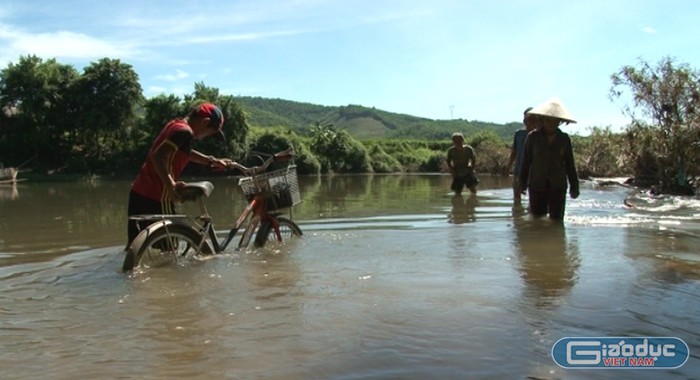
[451,172,479,193]
[528,187,567,220]
[126,190,176,248]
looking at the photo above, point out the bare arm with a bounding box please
[518,135,532,191]
[190,149,249,172]
[508,148,516,172]
[445,150,456,176]
[507,133,518,172]
[470,147,476,170]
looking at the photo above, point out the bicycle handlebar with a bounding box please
[244,148,294,176]
[273,148,295,163]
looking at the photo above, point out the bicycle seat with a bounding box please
[177,181,214,201]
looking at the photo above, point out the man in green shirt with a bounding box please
[446,132,478,195]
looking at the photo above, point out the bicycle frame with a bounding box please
[123,149,300,272]
[130,149,296,253]
[203,190,283,253]
[187,152,297,253]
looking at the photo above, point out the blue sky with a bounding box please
[1,0,699,132]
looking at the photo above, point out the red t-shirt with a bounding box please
[131,119,193,201]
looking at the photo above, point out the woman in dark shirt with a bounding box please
[518,98,580,220]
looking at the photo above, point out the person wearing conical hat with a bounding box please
[517,97,580,220]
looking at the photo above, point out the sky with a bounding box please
[1,0,700,133]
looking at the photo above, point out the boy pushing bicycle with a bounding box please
[126,103,249,249]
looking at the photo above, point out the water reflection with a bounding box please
[0,184,18,200]
[125,269,229,378]
[511,204,526,219]
[625,228,700,284]
[448,194,477,224]
[302,174,447,218]
[245,247,303,299]
[513,219,580,308]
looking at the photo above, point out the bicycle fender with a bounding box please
[127,219,176,254]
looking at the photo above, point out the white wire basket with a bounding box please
[238,165,301,211]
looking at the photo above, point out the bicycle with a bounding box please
[122,149,303,272]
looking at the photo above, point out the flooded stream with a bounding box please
[0,175,698,379]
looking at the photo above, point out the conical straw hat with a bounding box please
[527,97,576,124]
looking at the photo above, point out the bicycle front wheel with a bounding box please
[254,216,303,248]
[127,224,205,270]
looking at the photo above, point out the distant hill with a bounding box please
[235,96,522,141]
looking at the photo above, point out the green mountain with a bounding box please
[235,96,522,141]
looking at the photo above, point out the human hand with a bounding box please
[570,188,580,199]
[223,159,251,174]
[222,159,237,171]
[220,159,235,169]
[209,157,229,171]
[167,181,186,202]
[243,166,260,176]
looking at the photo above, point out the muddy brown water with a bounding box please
[0,175,698,379]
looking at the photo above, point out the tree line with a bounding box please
[236,96,523,141]
[0,56,250,177]
[0,55,697,195]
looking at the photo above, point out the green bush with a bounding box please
[308,125,372,174]
[367,144,402,173]
[247,127,321,175]
[572,127,629,178]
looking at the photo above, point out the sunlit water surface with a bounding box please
[0,175,698,379]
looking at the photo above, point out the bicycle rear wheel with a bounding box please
[254,216,303,248]
[124,224,205,271]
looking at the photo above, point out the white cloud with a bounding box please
[144,84,189,98]
[642,26,658,34]
[150,30,306,47]
[144,86,167,96]
[5,29,134,60]
[168,86,190,97]
[154,69,189,82]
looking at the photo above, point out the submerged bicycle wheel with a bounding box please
[253,216,303,248]
[123,223,205,271]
